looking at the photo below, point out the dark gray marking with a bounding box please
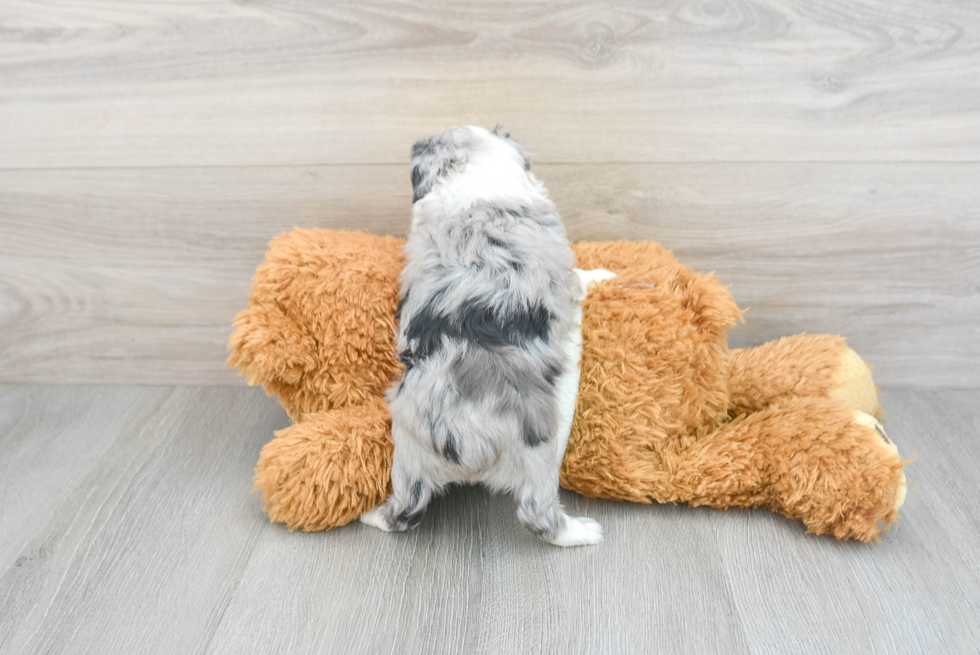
[443,432,461,464]
[403,295,553,365]
[521,419,549,448]
[396,507,426,530]
[410,132,468,204]
[410,139,434,203]
[543,361,563,387]
[395,480,426,528]
[396,288,410,320]
[517,498,566,540]
[484,232,524,271]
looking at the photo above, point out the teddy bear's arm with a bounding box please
[254,398,394,531]
[228,301,318,388]
[728,334,881,418]
[229,229,406,420]
[668,396,907,542]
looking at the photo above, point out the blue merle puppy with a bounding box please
[359,125,608,546]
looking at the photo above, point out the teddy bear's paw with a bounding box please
[828,347,882,418]
[854,410,908,511]
[551,516,604,547]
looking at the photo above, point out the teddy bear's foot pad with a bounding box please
[853,410,908,511]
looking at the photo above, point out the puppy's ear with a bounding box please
[411,139,428,155]
[410,133,463,204]
[491,124,510,139]
[410,138,434,203]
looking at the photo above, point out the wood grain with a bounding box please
[0,385,174,573]
[1,163,976,386]
[1,0,979,168]
[2,0,977,650]
[0,385,291,655]
[0,385,977,654]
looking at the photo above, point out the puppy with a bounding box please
[360,125,604,547]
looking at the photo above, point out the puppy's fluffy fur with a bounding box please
[360,126,603,546]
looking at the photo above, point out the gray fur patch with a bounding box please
[410,128,472,203]
[395,126,575,469]
[375,126,590,544]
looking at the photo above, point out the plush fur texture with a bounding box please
[729,333,883,418]
[230,230,909,542]
[370,126,602,546]
[228,229,404,421]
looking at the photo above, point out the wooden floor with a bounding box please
[2,0,978,652]
[0,384,977,654]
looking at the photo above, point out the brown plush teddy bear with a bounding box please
[228,228,908,542]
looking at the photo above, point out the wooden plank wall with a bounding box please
[1,0,977,386]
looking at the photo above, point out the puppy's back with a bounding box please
[392,194,576,479]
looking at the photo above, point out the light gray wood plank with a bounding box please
[0,165,410,386]
[0,385,978,654]
[0,385,173,573]
[204,491,753,655]
[1,164,976,387]
[0,385,291,655]
[1,0,979,168]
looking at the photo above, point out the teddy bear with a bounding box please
[228,228,908,542]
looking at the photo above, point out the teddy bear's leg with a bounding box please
[668,397,907,541]
[254,399,393,531]
[729,334,881,418]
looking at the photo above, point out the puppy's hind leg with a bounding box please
[360,432,435,533]
[515,446,603,547]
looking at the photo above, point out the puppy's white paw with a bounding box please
[359,506,392,532]
[553,516,604,547]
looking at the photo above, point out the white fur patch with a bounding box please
[359,506,392,532]
[553,268,618,467]
[416,126,546,220]
[552,516,604,547]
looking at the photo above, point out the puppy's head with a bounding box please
[410,125,532,204]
